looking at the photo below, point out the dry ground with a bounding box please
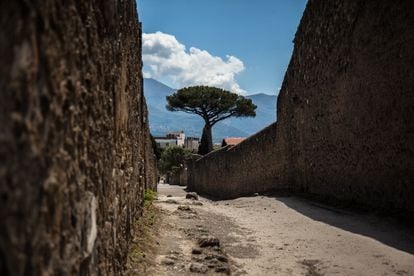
[127,184,414,275]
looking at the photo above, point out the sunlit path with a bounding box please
[132,184,414,275]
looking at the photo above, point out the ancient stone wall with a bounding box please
[143,102,158,191]
[0,0,155,275]
[278,0,414,212]
[181,154,202,188]
[145,131,158,191]
[188,0,414,213]
[189,123,290,199]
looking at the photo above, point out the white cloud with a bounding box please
[142,32,246,94]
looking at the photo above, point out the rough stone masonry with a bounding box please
[188,0,414,214]
[0,0,155,275]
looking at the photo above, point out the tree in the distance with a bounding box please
[158,146,192,175]
[166,86,257,155]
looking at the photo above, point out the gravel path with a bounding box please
[147,184,414,275]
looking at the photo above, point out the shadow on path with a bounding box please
[272,196,414,255]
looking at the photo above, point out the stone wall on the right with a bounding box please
[187,0,414,213]
[277,0,414,212]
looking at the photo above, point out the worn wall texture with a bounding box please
[143,104,158,192]
[279,0,414,212]
[145,131,158,191]
[188,0,414,213]
[0,0,155,275]
[188,124,289,199]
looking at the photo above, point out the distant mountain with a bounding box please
[144,78,276,142]
[225,93,277,135]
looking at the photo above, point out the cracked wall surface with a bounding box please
[0,0,155,274]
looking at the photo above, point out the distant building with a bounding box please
[185,137,200,152]
[221,137,246,147]
[154,137,178,149]
[155,131,199,151]
[166,131,185,146]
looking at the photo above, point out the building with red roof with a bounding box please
[221,137,246,147]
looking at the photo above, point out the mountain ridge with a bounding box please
[144,78,277,142]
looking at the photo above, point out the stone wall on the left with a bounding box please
[0,1,154,275]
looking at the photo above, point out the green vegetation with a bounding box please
[166,86,257,155]
[127,190,159,272]
[129,246,147,259]
[213,144,222,151]
[158,146,192,174]
[144,189,157,208]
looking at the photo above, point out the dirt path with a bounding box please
[130,184,414,275]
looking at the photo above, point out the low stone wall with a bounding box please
[189,123,291,199]
[0,0,155,274]
[182,154,203,188]
[169,172,181,186]
[188,0,414,213]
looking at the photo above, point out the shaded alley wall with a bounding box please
[278,0,414,212]
[0,0,155,275]
[189,0,414,212]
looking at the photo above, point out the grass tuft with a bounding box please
[144,189,157,208]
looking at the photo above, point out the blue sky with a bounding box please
[137,0,307,95]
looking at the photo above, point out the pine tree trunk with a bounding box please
[198,124,213,155]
